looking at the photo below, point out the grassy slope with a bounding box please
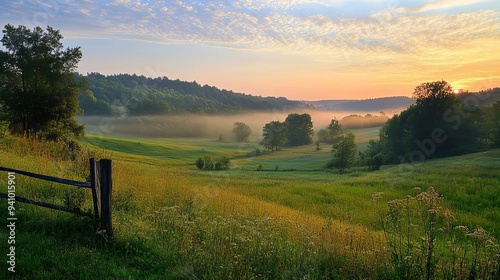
[78,126,380,170]
[1,129,499,278]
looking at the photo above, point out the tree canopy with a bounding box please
[261,121,287,151]
[285,113,314,146]
[0,24,84,140]
[329,132,357,173]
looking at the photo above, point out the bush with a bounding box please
[326,159,336,169]
[215,156,230,170]
[196,156,230,170]
[195,157,204,169]
[203,156,214,170]
[367,153,383,171]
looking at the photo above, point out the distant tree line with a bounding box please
[339,113,389,129]
[78,73,305,116]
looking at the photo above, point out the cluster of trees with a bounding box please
[195,156,230,170]
[0,24,84,140]
[79,73,305,116]
[198,81,500,173]
[261,113,314,151]
[362,81,500,166]
[258,114,357,173]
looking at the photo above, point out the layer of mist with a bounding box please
[77,109,403,140]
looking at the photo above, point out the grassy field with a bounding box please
[0,129,499,279]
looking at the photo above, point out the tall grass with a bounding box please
[1,135,499,279]
[375,188,500,280]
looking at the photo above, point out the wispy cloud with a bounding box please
[413,0,489,13]
[1,0,499,67]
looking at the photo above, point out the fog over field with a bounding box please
[77,108,402,139]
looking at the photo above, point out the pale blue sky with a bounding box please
[1,0,499,99]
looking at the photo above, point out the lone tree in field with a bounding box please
[232,122,252,142]
[0,24,84,140]
[329,132,357,173]
[261,120,287,151]
[285,113,314,146]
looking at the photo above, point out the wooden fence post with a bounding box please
[99,159,113,237]
[89,158,113,237]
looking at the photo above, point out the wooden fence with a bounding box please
[0,158,113,237]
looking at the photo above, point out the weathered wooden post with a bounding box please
[99,159,113,237]
[89,158,113,237]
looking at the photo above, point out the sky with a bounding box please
[1,0,499,100]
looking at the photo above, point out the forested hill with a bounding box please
[77,73,306,115]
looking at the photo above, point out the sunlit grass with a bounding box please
[0,133,498,279]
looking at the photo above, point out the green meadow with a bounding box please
[0,127,499,279]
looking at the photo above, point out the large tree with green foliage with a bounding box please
[0,24,84,140]
[232,122,252,142]
[285,113,314,146]
[261,121,287,151]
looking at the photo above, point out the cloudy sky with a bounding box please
[1,0,499,100]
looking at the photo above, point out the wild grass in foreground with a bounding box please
[0,135,499,279]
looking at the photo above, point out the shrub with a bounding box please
[203,156,214,170]
[326,159,336,169]
[215,156,230,170]
[195,157,204,169]
[197,156,230,170]
[367,153,383,171]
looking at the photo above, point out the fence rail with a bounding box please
[0,158,112,236]
[0,166,91,188]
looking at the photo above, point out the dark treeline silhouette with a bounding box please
[78,73,305,115]
[457,87,500,107]
[361,81,500,167]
